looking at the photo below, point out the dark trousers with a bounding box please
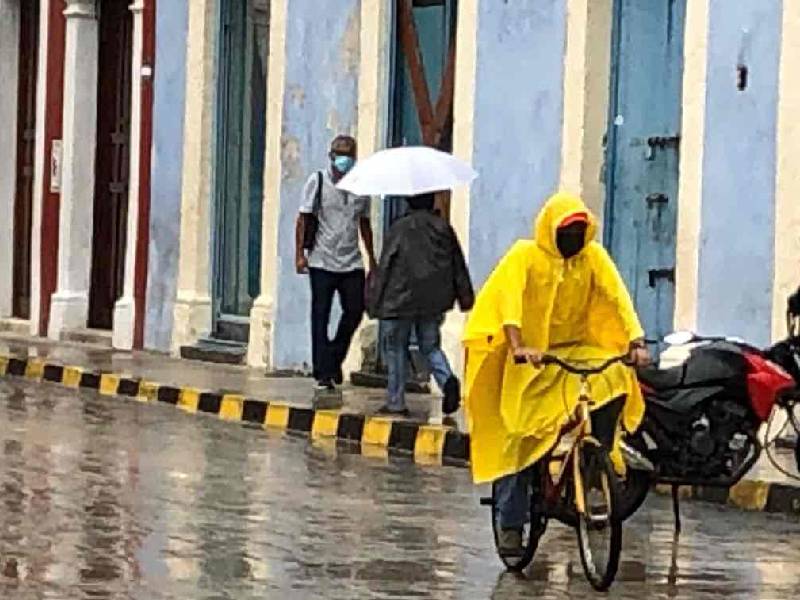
[309,268,365,382]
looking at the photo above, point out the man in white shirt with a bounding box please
[295,135,376,390]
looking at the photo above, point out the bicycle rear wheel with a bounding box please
[575,443,622,591]
[489,478,547,572]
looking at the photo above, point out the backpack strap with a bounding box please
[312,171,323,215]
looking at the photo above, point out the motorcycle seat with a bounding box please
[637,364,687,391]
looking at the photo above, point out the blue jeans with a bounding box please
[383,317,454,411]
[495,467,537,530]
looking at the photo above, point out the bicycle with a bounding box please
[479,354,631,591]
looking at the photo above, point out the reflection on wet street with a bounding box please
[0,378,799,599]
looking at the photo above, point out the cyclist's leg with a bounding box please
[590,395,625,449]
[495,469,532,530]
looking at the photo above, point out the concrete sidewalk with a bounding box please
[0,333,798,515]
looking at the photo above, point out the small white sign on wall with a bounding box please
[50,139,62,194]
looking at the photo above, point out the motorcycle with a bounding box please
[618,309,800,528]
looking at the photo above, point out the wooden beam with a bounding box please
[431,40,456,147]
[397,0,436,144]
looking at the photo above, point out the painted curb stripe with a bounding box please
[288,407,314,432]
[219,395,244,421]
[178,388,200,412]
[337,413,365,442]
[242,399,268,424]
[1,352,798,517]
[265,403,290,429]
[7,359,26,377]
[80,372,101,390]
[118,379,141,397]
[197,392,222,414]
[158,386,181,405]
[99,374,120,396]
[312,410,341,438]
[388,421,419,455]
[43,364,64,383]
[25,359,45,380]
[63,367,83,388]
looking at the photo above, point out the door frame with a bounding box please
[602,0,686,344]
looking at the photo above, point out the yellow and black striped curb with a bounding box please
[0,354,469,467]
[655,479,800,516]
[2,353,799,517]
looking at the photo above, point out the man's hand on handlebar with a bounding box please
[628,340,651,368]
[513,347,544,368]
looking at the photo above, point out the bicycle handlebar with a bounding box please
[513,353,631,375]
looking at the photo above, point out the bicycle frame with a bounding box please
[545,380,599,516]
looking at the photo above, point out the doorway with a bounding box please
[604,0,686,343]
[88,0,133,330]
[211,0,269,341]
[11,0,40,320]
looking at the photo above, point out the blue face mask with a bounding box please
[333,155,355,174]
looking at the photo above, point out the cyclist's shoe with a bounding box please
[497,528,523,557]
[443,376,461,415]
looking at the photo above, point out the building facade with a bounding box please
[2,0,799,373]
[0,0,187,351]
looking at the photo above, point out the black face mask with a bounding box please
[556,222,588,259]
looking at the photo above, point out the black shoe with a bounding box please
[443,376,461,415]
[376,405,411,418]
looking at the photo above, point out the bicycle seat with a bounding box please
[637,364,686,391]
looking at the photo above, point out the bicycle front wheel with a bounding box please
[575,442,622,591]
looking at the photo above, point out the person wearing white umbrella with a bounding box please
[367,192,474,417]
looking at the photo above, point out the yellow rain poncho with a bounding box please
[463,192,645,484]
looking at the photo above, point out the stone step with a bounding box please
[0,318,31,336]
[60,328,112,347]
[180,339,247,365]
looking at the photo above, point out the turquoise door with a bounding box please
[604,0,686,343]
[212,0,269,328]
[386,0,457,225]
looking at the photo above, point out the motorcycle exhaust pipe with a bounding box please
[621,440,655,472]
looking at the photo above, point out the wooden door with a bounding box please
[605,0,686,345]
[212,0,269,327]
[88,0,133,330]
[12,0,40,319]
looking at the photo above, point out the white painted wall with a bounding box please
[0,0,21,318]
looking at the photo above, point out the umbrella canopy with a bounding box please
[336,146,477,196]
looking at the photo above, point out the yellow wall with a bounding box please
[773,0,800,340]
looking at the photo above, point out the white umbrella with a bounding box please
[336,146,477,196]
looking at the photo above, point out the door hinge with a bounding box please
[648,268,675,288]
[646,193,669,207]
[646,135,680,160]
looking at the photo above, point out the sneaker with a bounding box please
[443,376,461,415]
[316,379,335,393]
[497,528,523,558]
[376,405,411,418]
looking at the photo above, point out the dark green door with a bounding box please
[213,0,269,330]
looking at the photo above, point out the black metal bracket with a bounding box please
[648,268,675,288]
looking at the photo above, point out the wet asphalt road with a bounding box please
[1,379,799,599]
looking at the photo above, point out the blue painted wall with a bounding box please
[467,0,567,285]
[144,0,189,351]
[696,0,782,346]
[272,1,361,369]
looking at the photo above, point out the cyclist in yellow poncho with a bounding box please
[462,192,650,556]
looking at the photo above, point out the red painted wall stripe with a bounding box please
[38,0,66,336]
[133,0,156,349]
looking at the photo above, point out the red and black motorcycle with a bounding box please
[619,308,800,526]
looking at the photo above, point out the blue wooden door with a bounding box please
[605,0,686,343]
[212,0,269,328]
